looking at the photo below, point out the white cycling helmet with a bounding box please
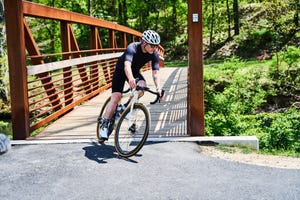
[142,30,161,45]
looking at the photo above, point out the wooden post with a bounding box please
[4,0,30,139]
[187,0,204,136]
[90,26,100,90]
[122,32,127,48]
[61,22,74,106]
[109,30,115,50]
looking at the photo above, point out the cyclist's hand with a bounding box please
[158,89,165,102]
[128,78,136,89]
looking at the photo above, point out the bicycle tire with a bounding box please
[96,97,114,143]
[114,103,150,157]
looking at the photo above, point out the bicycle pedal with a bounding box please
[98,137,108,143]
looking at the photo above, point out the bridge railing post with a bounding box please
[61,22,74,106]
[188,0,205,136]
[90,26,101,91]
[4,0,30,139]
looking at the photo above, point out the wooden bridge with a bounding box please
[29,67,188,140]
[4,1,204,140]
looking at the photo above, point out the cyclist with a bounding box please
[98,30,164,140]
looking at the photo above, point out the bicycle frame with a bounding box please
[120,85,164,123]
[97,83,164,157]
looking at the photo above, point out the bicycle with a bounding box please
[96,83,164,158]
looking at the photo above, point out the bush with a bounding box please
[204,56,300,155]
[259,109,300,153]
[0,121,12,139]
[284,46,300,68]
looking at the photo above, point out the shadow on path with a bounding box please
[82,142,139,164]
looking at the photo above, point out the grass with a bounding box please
[259,149,300,158]
[215,145,237,153]
[164,60,188,67]
[215,144,255,154]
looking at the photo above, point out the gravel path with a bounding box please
[1,142,299,200]
[200,146,300,169]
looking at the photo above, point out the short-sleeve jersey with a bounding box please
[116,42,160,75]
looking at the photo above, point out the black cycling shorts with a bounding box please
[111,69,145,93]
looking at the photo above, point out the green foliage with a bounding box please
[0,1,9,106]
[216,145,237,153]
[27,0,299,60]
[205,56,300,155]
[241,108,300,155]
[165,60,188,67]
[0,54,9,103]
[205,0,299,59]
[27,0,189,60]
[236,28,275,55]
[268,46,300,109]
[284,46,300,67]
[261,109,300,153]
[0,121,12,139]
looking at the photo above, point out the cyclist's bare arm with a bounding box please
[152,69,163,101]
[124,61,136,89]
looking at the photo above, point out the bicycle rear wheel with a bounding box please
[114,103,150,157]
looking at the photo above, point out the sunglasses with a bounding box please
[148,44,158,49]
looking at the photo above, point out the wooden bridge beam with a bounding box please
[61,22,74,106]
[24,19,62,112]
[4,0,29,139]
[187,0,204,136]
[90,27,101,91]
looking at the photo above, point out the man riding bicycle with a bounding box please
[98,30,163,140]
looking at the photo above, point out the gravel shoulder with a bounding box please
[200,145,300,169]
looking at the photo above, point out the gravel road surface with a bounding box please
[1,141,299,200]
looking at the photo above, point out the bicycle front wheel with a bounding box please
[114,103,150,157]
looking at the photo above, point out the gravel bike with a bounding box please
[96,83,164,158]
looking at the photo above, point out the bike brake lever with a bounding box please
[159,89,165,103]
[150,89,165,104]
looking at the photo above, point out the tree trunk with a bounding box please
[122,0,128,26]
[209,0,215,49]
[88,0,92,17]
[0,0,3,22]
[226,0,231,39]
[171,0,177,42]
[233,0,239,35]
[294,2,299,27]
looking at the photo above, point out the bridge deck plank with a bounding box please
[28,67,188,140]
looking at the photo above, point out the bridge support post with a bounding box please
[187,0,204,136]
[4,0,30,139]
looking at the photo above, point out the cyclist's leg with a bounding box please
[98,69,126,139]
[120,73,147,108]
[103,92,122,119]
[135,73,146,98]
[103,68,126,120]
